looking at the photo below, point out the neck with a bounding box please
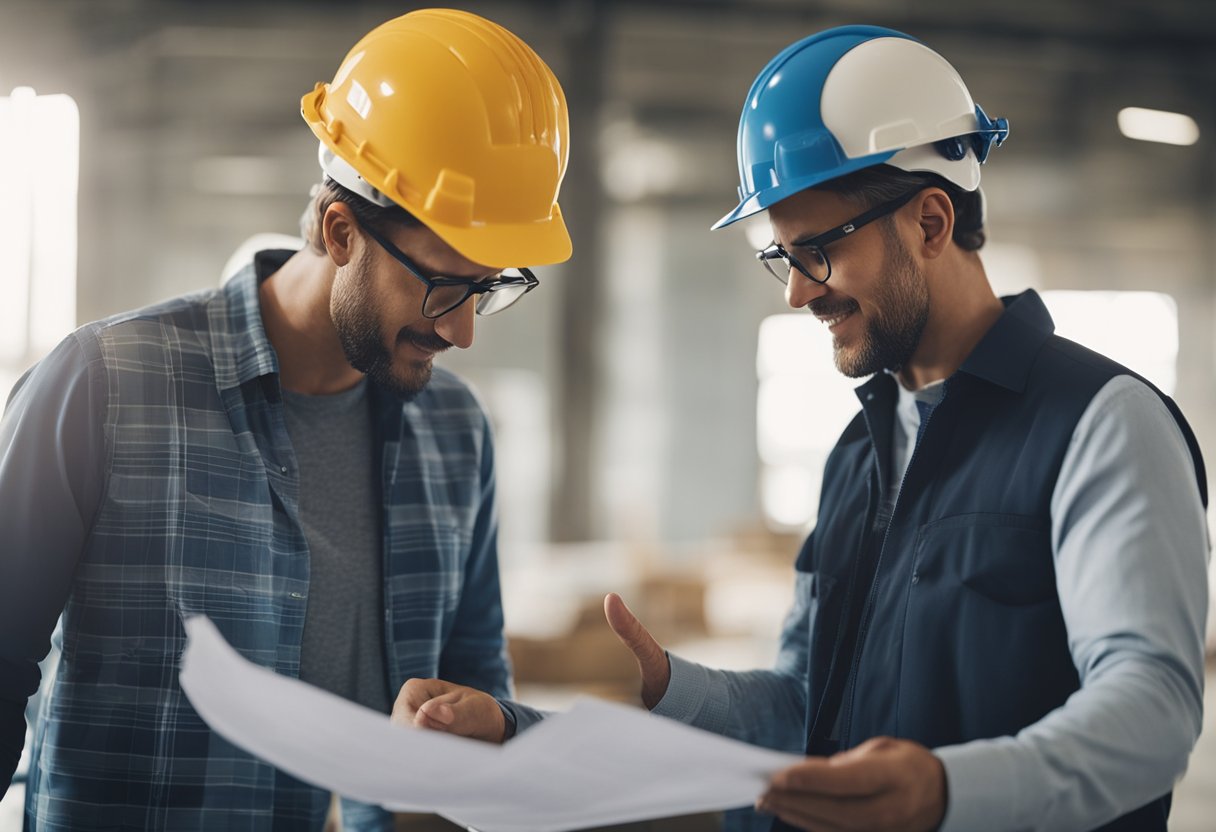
[896,252,1005,391]
[259,249,364,395]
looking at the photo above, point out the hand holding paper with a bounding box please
[396,591,669,743]
[757,736,947,832]
[392,678,506,743]
[179,615,803,832]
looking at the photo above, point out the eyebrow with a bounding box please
[789,228,831,248]
[415,259,500,282]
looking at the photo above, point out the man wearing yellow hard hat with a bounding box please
[0,9,568,829]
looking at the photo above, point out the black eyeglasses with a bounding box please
[357,220,539,318]
[755,188,923,286]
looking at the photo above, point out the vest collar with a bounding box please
[854,289,1056,402]
[958,289,1055,393]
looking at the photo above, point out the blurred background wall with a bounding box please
[2,0,1215,829]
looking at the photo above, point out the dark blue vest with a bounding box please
[783,291,1206,832]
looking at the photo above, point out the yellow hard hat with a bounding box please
[301,9,571,267]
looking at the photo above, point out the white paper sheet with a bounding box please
[179,615,802,832]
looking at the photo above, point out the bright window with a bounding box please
[0,88,79,405]
[756,314,859,531]
[1041,290,1178,394]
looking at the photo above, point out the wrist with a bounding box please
[496,699,516,742]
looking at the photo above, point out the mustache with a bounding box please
[807,298,859,319]
[397,327,452,353]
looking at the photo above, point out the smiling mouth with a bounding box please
[397,329,451,356]
[815,309,855,329]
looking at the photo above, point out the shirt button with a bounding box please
[290,591,305,600]
[911,572,920,585]
[866,393,875,401]
[280,465,288,474]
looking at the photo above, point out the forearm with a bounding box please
[938,652,1201,832]
[652,652,806,753]
[498,652,807,748]
[939,377,1209,831]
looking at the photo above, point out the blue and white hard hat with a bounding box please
[713,25,1009,229]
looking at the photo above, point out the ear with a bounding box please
[321,202,359,267]
[913,188,954,260]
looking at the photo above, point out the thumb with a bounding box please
[604,593,670,708]
[416,690,465,728]
[391,678,456,728]
[416,689,506,744]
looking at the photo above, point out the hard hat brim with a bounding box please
[711,149,896,230]
[426,205,573,269]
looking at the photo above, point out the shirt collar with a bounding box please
[957,289,1055,393]
[209,249,294,391]
[854,288,1055,403]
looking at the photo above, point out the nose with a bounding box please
[785,271,829,310]
[434,296,476,349]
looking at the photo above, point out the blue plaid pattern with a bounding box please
[13,256,511,830]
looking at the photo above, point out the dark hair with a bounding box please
[302,179,422,255]
[815,164,986,252]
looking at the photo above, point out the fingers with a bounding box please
[760,739,947,832]
[391,678,458,727]
[770,756,885,796]
[391,679,506,744]
[416,690,465,727]
[756,790,858,832]
[603,593,671,709]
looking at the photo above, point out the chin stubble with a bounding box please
[830,230,929,379]
[331,253,447,400]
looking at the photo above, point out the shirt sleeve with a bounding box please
[0,333,106,795]
[436,412,513,701]
[937,375,1209,832]
[497,698,549,737]
[649,570,813,755]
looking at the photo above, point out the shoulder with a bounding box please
[77,288,223,364]
[1074,374,1188,454]
[6,330,95,414]
[1003,334,1160,434]
[1033,337,1191,454]
[1034,334,1135,391]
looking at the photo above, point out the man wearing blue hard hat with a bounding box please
[394,24,1209,832]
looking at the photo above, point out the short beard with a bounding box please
[330,247,445,400]
[829,222,929,378]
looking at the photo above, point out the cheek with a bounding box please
[836,252,890,311]
[354,266,427,332]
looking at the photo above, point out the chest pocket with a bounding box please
[915,512,1055,605]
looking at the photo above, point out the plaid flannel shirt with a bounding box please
[0,251,511,830]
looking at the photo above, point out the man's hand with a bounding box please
[603,593,671,709]
[390,679,506,744]
[756,737,947,832]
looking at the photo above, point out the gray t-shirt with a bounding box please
[282,378,390,714]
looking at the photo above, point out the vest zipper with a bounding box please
[838,385,946,744]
